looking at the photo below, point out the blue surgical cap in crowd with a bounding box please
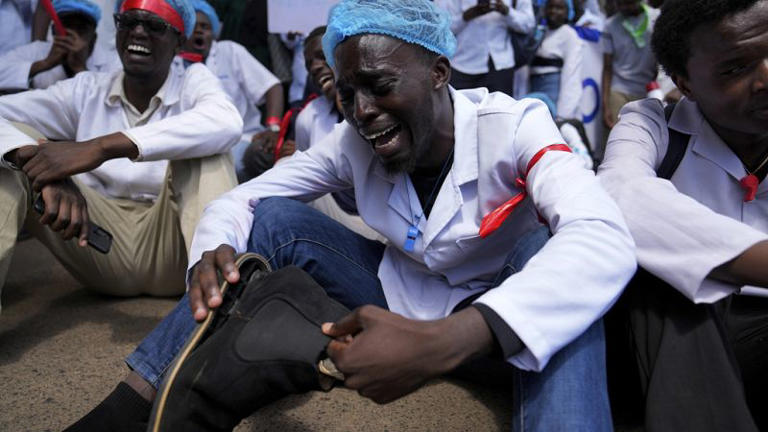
[322,0,457,68]
[564,0,575,21]
[544,0,575,21]
[190,0,220,37]
[53,0,102,24]
[115,0,196,38]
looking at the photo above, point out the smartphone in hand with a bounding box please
[34,195,113,254]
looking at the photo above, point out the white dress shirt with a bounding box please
[294,95,337,152]
[530,24,583,119]
[436,0,535,74]
[598,98,768,303]
[0,0,35,56]
[281,33,307,104]
[575,9,605,31]
[91,0,117,55]
[0,63,242,201]
[0,40,121,90]
[189,87,636,371]
[187,40,280,138]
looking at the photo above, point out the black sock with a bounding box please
[63,382,151,432]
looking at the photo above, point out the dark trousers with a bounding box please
[606,270,768,432]
[450,57,515,97]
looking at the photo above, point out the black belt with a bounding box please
[531,56,564,68]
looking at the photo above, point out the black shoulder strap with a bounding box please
[656,103,691,180]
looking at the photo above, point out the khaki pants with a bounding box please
[0,125,237,309]
[607,90,644,124]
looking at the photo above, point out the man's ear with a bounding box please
[672,72,695,102]
[431,56,451,90]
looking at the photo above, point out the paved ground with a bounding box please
[0,239,514,431]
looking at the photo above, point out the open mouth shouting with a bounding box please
[362,123,403,158]
[126,42,152,59]
[191,36,207,52]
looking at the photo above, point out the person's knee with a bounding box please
[251,197,315,232]
[249,197,322,250]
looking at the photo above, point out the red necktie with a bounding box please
[178,52,203,63]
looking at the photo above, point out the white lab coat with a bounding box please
[436,0,536,74]
[180,40,280,139]
[189,87,636,371]
[0,40,121,90]
[0,63,242,201]
[530,25,583,120]
[599,97,768,302]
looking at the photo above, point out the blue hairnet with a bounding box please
[114,0,196,38]
[322,0,457,68]
[190,0,220,37]
[546,0,575,21]
[53,0,101,24]
[525,92,557,117]
[564,0,575,21]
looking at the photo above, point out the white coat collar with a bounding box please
[671,97,748,181]
[420,87,480,246]
[105,61,184,110]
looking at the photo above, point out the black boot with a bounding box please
[148,253,349,432]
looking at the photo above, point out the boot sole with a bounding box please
[148,252,271,432]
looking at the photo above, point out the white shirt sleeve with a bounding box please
[280,33,301,50]
[597,99,767,303]
[187,126,353,272]
[505,0,535,34]
[0,41,49,90]
[0,74,81,165]
[230,42,280,111]
[475,100,636,371]
[435,0,470,35]
[556,29,583,120]
[126,64,243,161]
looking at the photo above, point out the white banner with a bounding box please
[267,0,339,34]
[579,31,606,156]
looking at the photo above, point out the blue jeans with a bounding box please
[530,72,561,115]
[126,197,612,431]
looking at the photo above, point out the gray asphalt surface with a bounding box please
[0,239,513,432]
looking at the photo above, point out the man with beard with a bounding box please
[71,0,635,430]
[599,0,768,430]
[179,0,284,182]
[0,0,241,310]
[274,25,383,242]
